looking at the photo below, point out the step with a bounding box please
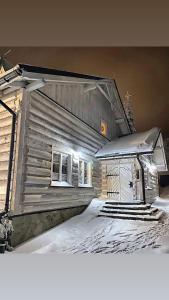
[105,201,143,206]
[103,204,151,210]
[100,207,158,216]
[98,210,164,221]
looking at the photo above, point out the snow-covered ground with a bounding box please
[14,186,169,254]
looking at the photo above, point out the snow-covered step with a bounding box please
[103,204,151,210]
[100,207,158,216]
[98,210,164,221]
[105,201,143,206]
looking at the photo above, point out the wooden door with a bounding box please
[119,164,133,202]
[106,162,134,202]
[106,165,120,200]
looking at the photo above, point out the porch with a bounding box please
[95,127,168,220]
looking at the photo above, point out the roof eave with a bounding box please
[0,65,23,90]
[0,64,112,91]
[95,150,154,159]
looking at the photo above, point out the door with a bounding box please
[119,164,133,202]
[106,162,134,202]
[106,165,120,200]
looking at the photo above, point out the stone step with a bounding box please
[100,207,158,216]
[98,210,163,221]
[105,201,143,206]
[103,204,151,210]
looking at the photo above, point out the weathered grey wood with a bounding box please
[29,108,103,149]
[25,175,51,185]
[28,128,95,156]
[0,78,113,214]
[27,166,51,177]
[26,157,51,169]
[26,137,52,153]
[30,100,105,147]
[28,147,52,161]
[31,92,108,143]
[28,119,98,153]
[8,89,26,213]
[22,200,90,213]
[39,82,117,140]
[19,86,105,211]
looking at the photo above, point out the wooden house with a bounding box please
[0,63,131,245]
[0,63,167,244]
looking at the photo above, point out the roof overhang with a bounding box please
[0,63,131,136]
[0,64,109,91]
[95,127,161,159]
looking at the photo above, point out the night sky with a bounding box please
[0,47,169,137]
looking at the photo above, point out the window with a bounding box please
[79,159,92,187]
[51,151,72,186]
[100,120,108,137]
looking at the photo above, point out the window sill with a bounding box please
[78,184,93,188]
[51,181,74,187]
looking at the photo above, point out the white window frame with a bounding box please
[51,150,73,187]
[78,159,92,187]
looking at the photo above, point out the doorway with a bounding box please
[106,162,134,202]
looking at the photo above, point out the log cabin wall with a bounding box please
[39,82,118,140]
[18,82,112,214]
[0,89,23,212]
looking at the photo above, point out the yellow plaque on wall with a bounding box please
[101,120,107,136]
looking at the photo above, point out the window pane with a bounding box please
[84,161,88,184]
[53,153,60,181]
[62,154,68,182]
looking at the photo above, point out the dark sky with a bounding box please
[0,47,169,137]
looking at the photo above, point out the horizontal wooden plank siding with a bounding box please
[39,83,117,140]
[0,90,22,212]
[21,90,105,213]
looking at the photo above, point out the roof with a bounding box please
[95,127,161,158]
[0,62,131,137]
[0,63,112,92]
[18,64,105,80]
[0,63,108,86]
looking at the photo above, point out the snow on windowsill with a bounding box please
[51,181,74,187]
[78,184,93,188]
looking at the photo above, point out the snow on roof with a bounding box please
[95,127,161,158]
